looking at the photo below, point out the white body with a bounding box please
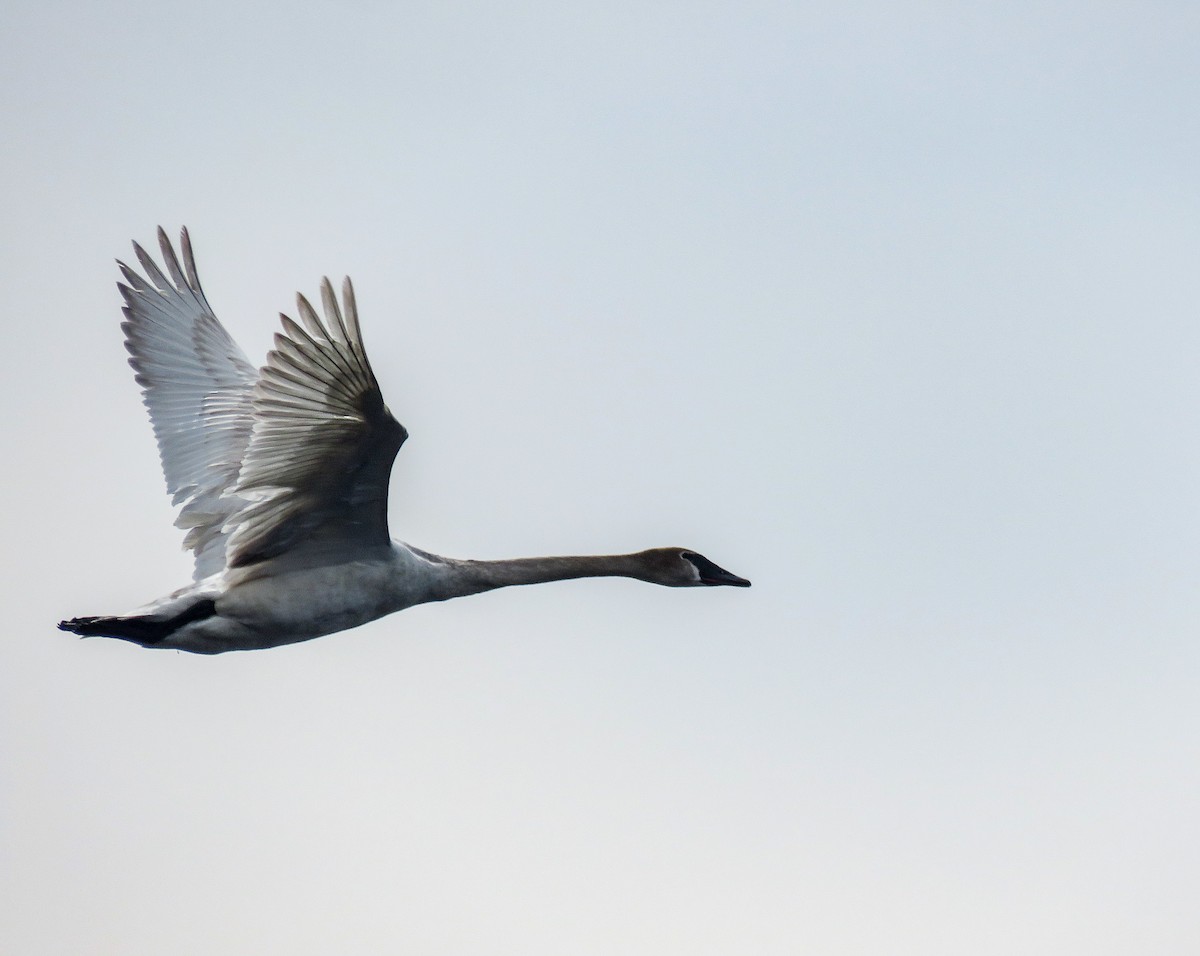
[139,544,442,653]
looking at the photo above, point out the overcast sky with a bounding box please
[4,2,1200,953]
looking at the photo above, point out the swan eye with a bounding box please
[679,551,704,578]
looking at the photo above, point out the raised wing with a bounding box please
[119,228,258,580]
[224,277,408,569]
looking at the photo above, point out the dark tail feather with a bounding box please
[58,599,217,648]
[58,615,173,645]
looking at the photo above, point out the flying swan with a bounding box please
[58,229,750,654]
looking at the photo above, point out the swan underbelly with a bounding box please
[176,560,416,653]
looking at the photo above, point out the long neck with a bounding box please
[432,553,647,601]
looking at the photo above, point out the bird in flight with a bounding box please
[59,229,750,654]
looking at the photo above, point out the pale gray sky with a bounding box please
[4,1,1200,953]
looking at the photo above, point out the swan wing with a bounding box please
[224,277,408,569]
[119,228,258,580]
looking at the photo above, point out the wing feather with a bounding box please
[119,228,258,579]
[119,231,406,575]
[224,278,407,568]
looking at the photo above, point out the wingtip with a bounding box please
[340,277,361,345]
[320,277,353,344]
[178,227,203,292]
[295,292,325,338]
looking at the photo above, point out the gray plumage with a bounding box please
[59,228,749,654]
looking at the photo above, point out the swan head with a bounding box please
[639,548,751,588]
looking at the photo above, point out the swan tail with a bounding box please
[57,599,217,647]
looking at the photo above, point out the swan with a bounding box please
[58,228,750,654]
